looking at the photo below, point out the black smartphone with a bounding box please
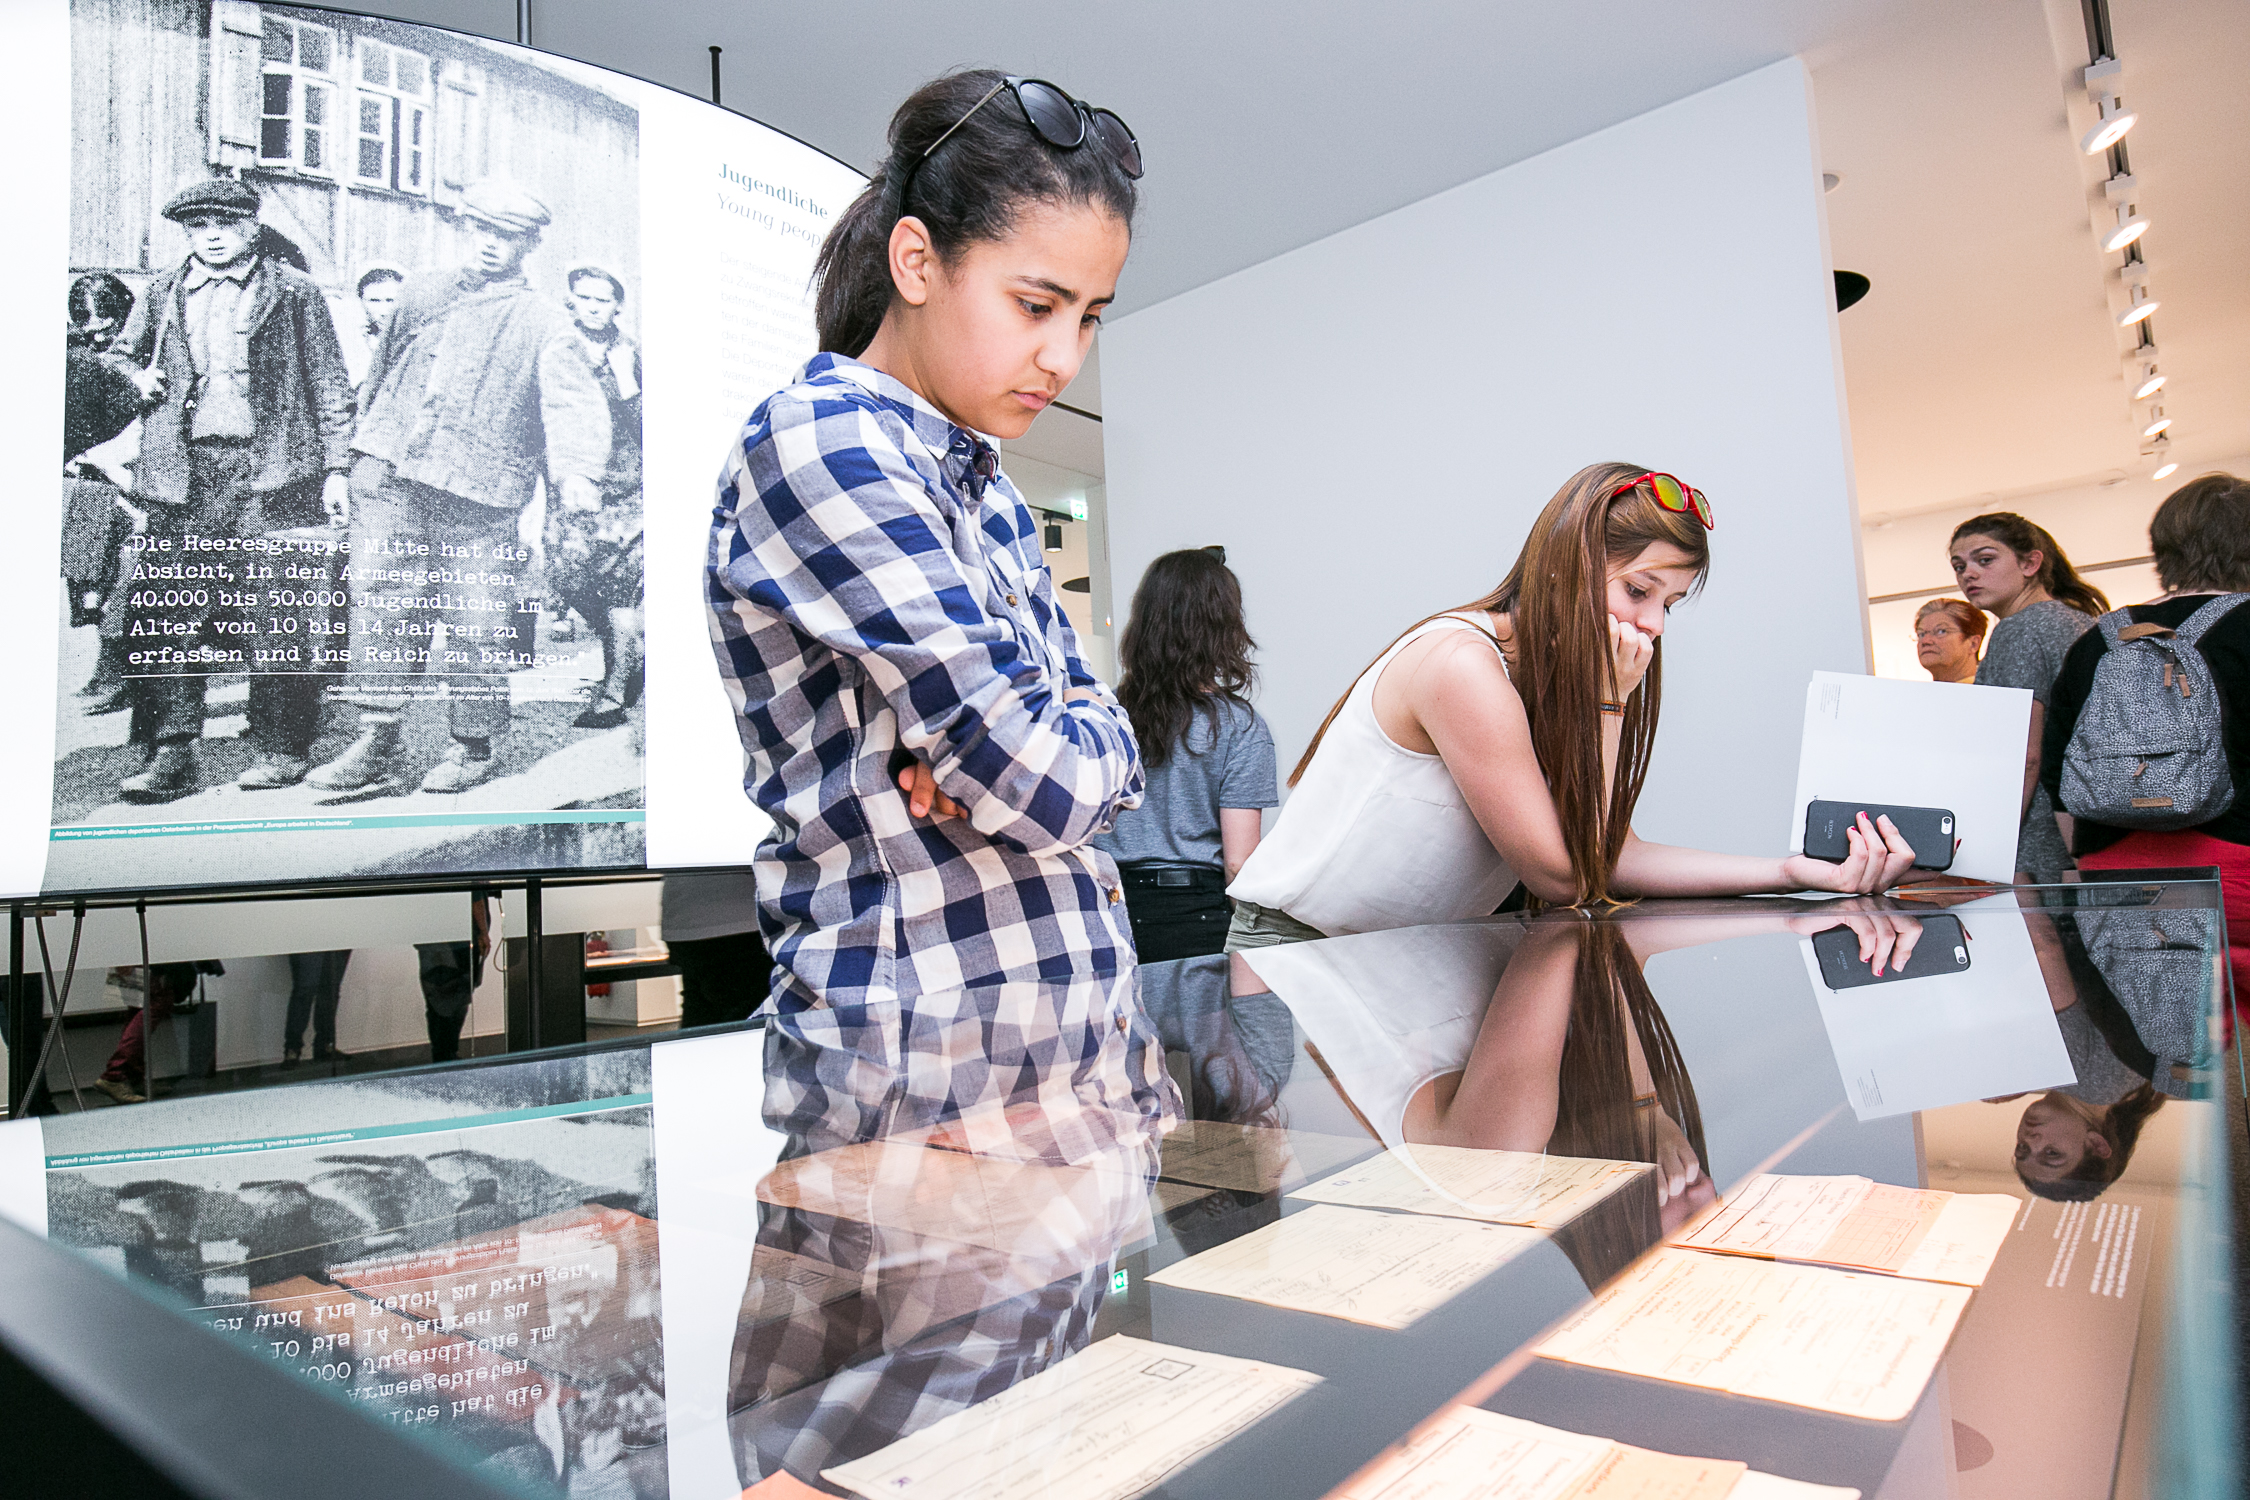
[1802,800,1956,871]
[1812,914,1971,990]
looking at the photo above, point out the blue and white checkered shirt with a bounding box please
[707,354,1144,1010]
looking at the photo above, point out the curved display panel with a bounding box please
[5,0,863,896]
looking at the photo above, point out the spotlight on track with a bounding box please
[2117,265,2158,328]
[2130,352,2166,400]
[2141,404,2171,439]
[2079,59,2137,155]
[1043,521,1064,553]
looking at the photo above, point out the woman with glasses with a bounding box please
[1226,464,1925,950]
[706,70,1156,1015]
[1914,597,1987,683]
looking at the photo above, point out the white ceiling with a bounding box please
[378,0,2247,535]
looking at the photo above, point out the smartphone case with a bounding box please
[1813,914,1971,990]
[1803,800,1956,872]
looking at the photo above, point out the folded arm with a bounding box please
[715,398,1141,857]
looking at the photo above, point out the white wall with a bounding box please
[1101,59,1863,855]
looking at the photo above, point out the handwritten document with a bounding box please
[1329,1406,1859,1500]
[1291,1146,1649,1228]
[1536,1249,1971,1422]
[821,1335,1319,1500]
[1673,1175,2017,1285]
[1147,1203,1542,1330]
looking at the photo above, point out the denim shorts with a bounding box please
[1222,900,1328,952]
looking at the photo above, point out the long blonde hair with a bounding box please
[1290,463,1711,905]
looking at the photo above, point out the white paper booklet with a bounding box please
[1290,1145,1649,1228]
[821,1334,1319,1500]
[1536,1249,1971,1422]
[1788,671,2031,883]
[1673,1174,2020,1285]
[1331,1405,1860,1499]
[1147,1203,1543,1330]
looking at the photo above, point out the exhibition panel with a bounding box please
[0,883,2232,1498]
[14,0,854,899]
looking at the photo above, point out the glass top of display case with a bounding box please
[8,879,2238,1500]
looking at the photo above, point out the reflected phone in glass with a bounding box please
[1813,914,1970,990]
[1803,800,1956,871]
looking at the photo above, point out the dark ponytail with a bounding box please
[812,70,1139,358]
[1951,512,2111,619]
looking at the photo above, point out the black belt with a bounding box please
[1116,863,1224,892]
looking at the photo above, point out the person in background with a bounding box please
[355,263,405,342]
[552,263,645,729]
[114,177,355,800]
[1094,548,1277,961]
[415,894,491,1063]
[313,179,610,797]
[94,962,201,1105]
[282,949,352,1065]
[1949,512,2109,881]
[1227,465,1925,953]
[2042,473,2250,1001]
[1913,597,1986,683]
[659,871,772,1028]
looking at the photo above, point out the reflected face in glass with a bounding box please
[1949,534,2037,613]
[1606,543,1700,639]
[2013,1093,2109,1182]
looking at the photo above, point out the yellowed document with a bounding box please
[1147,1203,1543,1329]
[1290,1146,1649,1228]
[1329,1406,1858,1500]
[1536,1249,1971,1421]
[1671,1174,2015,1285]
[820,1334,1320,1500]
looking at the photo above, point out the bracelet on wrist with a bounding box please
[1631,1092,1659,1110]
[1599,700,1627,717]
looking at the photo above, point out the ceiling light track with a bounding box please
[2075,0,2180,484]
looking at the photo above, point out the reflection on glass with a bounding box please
[725,974,1175,1489]
[1240,916,1712,1295]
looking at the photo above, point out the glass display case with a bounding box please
[2,880,2236,1499]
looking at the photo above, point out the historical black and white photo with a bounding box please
[54,0,645,891]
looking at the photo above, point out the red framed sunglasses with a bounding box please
[1610,472,1714,530]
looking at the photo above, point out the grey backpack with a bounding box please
[2058,593,2249,830]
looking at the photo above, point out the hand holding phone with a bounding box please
[1804,800,1956,872]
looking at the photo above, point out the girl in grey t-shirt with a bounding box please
[1949,512,2109,881]
[1095,549,1278,961]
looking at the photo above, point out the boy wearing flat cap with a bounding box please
[113,176,354,802]
[315,178,610,797]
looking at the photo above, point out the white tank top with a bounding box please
[1229,613,1521,936]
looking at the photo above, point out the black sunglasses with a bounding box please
[897,76,1143,214]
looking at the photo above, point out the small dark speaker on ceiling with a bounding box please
[1834,271,1871,312]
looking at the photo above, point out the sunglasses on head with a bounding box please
[898,76,1143,213]
[1608,471,1715,530]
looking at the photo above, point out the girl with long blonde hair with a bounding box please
[1227,463,1923,950]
